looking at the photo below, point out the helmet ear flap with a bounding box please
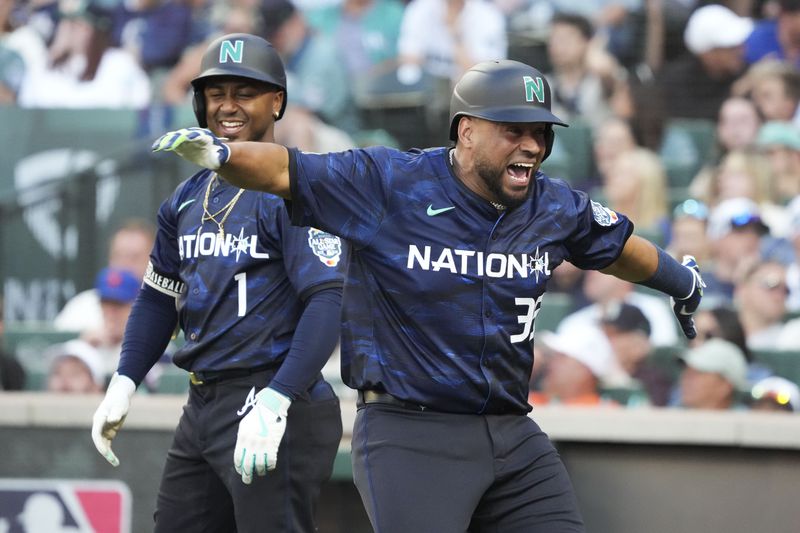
[543,126,555,161]
[192,86,207,128]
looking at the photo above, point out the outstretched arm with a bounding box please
[152,128,292,198]
[602,235,704,339]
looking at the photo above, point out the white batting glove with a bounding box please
[91,373,136,467]
[151,127,231,170]
[234,387,291,484]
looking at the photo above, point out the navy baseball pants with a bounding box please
[351,402,585,533]
[153,370,342,533]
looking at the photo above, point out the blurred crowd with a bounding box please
[2,0,800,413]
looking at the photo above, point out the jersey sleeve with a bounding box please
[287,146,392,248]
[564,188,634,270]
[274,207,348,300]
[145,180,191,298]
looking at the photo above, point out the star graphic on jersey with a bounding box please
[529,247,548,283]
[233,227,249,262]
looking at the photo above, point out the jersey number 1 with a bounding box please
[234,272,247,317]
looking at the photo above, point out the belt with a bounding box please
[189,364,276,386]
[358,390,428,412]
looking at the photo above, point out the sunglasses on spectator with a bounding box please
[730,213,764,229]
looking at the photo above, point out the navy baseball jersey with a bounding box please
[288,146,633,414]
[145,169,347,372]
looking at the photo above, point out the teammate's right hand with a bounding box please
[91,373,136,467]
[152,127,231,170]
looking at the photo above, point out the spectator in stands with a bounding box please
[692,148,789,236]
[557,269,679,347]
[275,105,358,152]
[667,199,713,273]
[590,116,638,192]
[715,96,764,161]
[735,258,800,350]
[396,0,506,141]
[262,0,360,134]
[649,4,753,123]
[599,302,673,406]
[81,267,141,375]
[734,59,800,126]
[17,0,151,108]
[602,147,669,243]
[705,197,773,301]
[690,304,772,384]
[45,338,105,394]
[544,12,629,131]
[750,375,800,412]
[746,0,800,67]
[756,120,800,203]
[0,296,26,391]
[677,338,749,410]
[159,0,265,106]
[54,219,155,333]
[529,326,616,406]
[786,196,800,312]
[305,0,405,78]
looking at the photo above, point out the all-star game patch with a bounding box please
[307,228,343,267]
[0,479,131,533]
[590,200,620,226]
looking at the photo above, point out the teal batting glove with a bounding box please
[672,255,705,340]
[152,127,230,170]
[234,387,291,484]
[91,373,136,467]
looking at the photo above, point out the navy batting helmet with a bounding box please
[191,33,287,127]
[449,60,568,160]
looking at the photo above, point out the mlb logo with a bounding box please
[0,479,131,533]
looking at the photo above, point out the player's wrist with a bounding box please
[638,246,696,300]
[108,372,137,398]
[257,387,291,416]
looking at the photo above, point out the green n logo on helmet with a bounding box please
[523,76,545,103]
[219,40,244,64]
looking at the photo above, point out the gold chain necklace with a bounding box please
[202,175,244,240]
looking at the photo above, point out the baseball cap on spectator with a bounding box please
[707,197,770,240]
[684,5,754,55]
[261,0,297,41]
[539,327,613,379]
[600,302,652,337]
[46,339,105,387]
[680,338,748,389]
[751,376,800,411]
[756,121,800,151]
[95,267,140,304]
[59,0,114,31]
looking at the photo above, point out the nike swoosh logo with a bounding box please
[677,305,694,316]
[178,199,196,212]
[427,204,455,216]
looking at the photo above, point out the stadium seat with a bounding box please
[3,323,80,390]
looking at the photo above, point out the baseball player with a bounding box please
[92,34,347,532]
[152,59,704,532]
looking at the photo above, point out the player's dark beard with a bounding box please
[474,157,529,210]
